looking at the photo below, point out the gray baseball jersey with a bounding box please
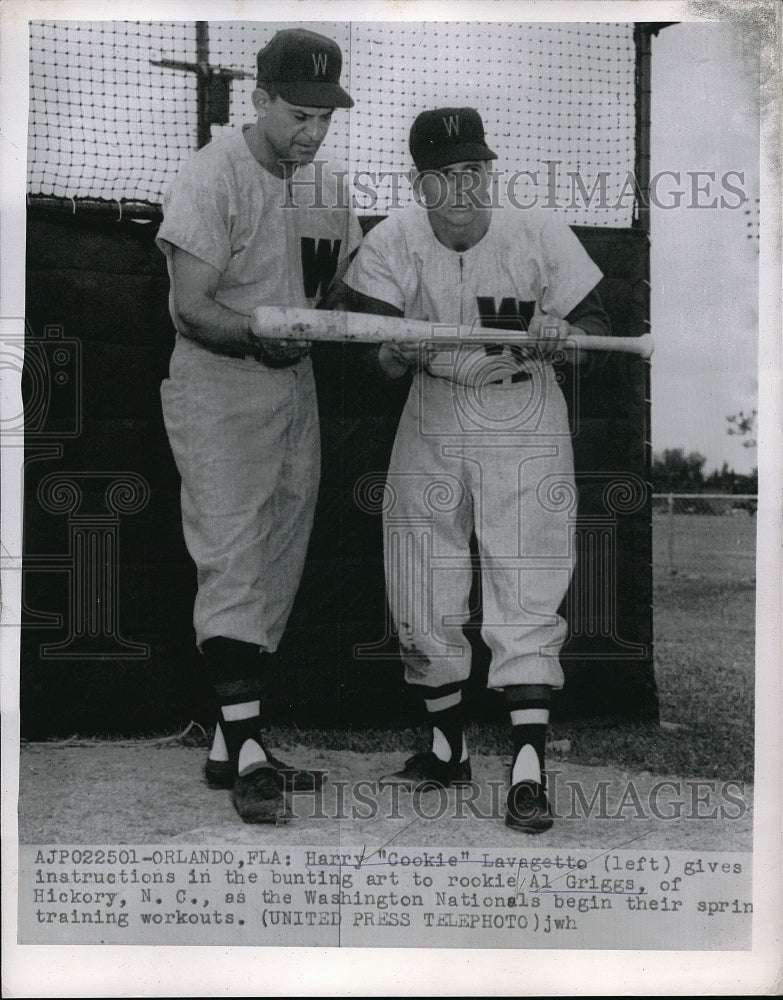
[344,204,602,386]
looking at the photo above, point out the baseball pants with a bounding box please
[161,335,320,651]
[383,364,576,692]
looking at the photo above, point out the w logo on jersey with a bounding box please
[476,296,536,357]
[476,297,536,331]
[312,52,328,75]
[442,114,460,136]
[301,237,341,300]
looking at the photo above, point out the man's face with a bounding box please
[416,161,491,226]
[257,93,334,166]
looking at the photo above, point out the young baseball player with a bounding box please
[157,29,362,823]
[341,107,610,833]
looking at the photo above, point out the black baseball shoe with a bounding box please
[504,779,553,834]
[379,751,472,790]
[205,752,326,793]
[204,757,235,790]
[232,763,294,825]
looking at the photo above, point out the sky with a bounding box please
[649,21,760,474]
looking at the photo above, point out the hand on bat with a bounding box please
[378,341,435,378]
[523,315,574,361]
[254,336,311,363]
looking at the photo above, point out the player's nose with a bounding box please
[305,118,329,142]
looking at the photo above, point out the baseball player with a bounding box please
[341,108,610,832]
[157,29,362,823]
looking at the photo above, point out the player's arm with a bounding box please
[534,212,610,362]
[316,251,361,310]
[170,247,305,362]
[527,287,611,364]
[560,286,612,366]
[564,287,611,339]
[335,282,419,379]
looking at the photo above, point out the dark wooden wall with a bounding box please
[21,210,657,736]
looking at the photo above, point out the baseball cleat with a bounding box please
[504,780,553,834]
[231,763,294,824]
[205,757,234,790]
[206,752,327,793]
[378,750,472,789]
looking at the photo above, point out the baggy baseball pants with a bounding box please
[161,335,320,651]
[383,365,576,693]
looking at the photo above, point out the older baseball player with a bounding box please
[341,108,610,832]
[157,29,362,823]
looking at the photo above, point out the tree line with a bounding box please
[651,411,758,494]
[651,450,757,494]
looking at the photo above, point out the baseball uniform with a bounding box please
[344,203,602,694]
[158,129,362,651]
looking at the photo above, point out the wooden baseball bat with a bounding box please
[250,306,654,359]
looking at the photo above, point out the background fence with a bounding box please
[28,20,638,224]
[21,19,658,735]
[652,493,758,577]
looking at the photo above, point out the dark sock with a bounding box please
[506,684,551,782]
[425,695,465,763]
[202,637,264,766]
[511,723,548,774]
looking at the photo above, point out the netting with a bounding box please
[28,20,637,225]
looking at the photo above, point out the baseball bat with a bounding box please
[250,306,654,359]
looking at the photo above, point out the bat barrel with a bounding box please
[250,307,654,358]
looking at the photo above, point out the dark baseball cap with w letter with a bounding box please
[409,107,498,171]
[256,28,354,108]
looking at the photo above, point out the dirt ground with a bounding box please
[17,742,752,851]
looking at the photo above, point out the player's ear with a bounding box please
[411,168,448,210]
[409,167,426,206]
[252,88,271,117]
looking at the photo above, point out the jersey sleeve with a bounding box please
[342,221,406,313]
[155,155,234,274]
[537,211,604,319]
[564,286,611,338]
[340,174,364,263]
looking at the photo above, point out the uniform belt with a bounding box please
[250,348,306,369]
[234,344,308,368]
[190,336,306,369]
[489,370,532,386]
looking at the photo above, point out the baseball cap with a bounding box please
[409,107,497,171]
[256,28,354,109]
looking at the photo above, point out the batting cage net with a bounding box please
[28,20,637,225]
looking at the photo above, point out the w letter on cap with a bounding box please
[442,114,460,136]
[312,52,328,75]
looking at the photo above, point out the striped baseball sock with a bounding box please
[505,685,551,785]
[202,637,267,775]
[424,689,468,763]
